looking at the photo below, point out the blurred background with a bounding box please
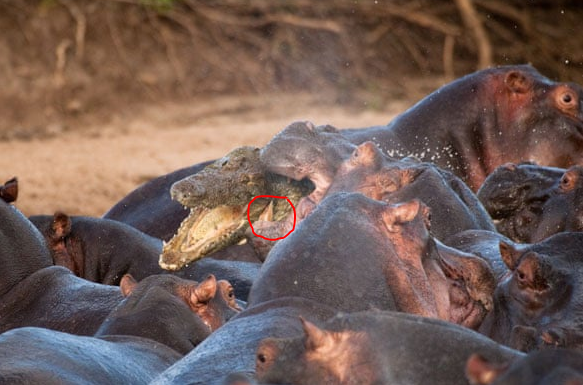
[0,0,582,215]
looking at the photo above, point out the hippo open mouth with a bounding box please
[159,205,251,270]
[435,242,496,329]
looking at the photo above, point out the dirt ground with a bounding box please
[3,1,581,220]
[1,92,411,218]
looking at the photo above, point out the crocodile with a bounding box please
[159,146,312,270]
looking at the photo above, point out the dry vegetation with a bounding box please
[0,0,581,137]
[0,0,582,216]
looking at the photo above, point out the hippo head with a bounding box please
[496,233,583,350]
[466,350,583,385]
[489,67,583,173]
[531,166,583,242]
[256,317,378,384]
[382,199,496,329]
[120,273,241,331]
[499,240,571,319]
[260,121,356,202]
[477,162,563,243]
[325,141,416,200]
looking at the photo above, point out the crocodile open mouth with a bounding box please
[159,205,250,270]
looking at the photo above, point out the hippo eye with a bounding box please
[517,270,525,281]
[557,89,577,110]
[560,172,576,191]
[257,353,267,363]
[228,289,235,299]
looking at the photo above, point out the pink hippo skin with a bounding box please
[342,65,583,191]
[466,348,583,385]
[255,310,521,385]
[96,273,241,354]
[248,192,495,330]
[479,232,583,352]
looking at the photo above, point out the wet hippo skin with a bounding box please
[323,141,496,241]
[0,179,53,298]
[248,192,496,330]
[477,162,565,243]
[0,328,181,385]
[342,65,583,191]
[466,348,583,385]
[255,310,522,385]
[30,213,261,300]
[150,297,338,385]
[479,232,583,351]
[0,265,123,335]
[96,274,241,355]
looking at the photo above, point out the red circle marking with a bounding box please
[247,195,296,241]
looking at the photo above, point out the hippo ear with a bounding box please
[465,353,509,384]
[504,70,532,94]
[0,177,18,203]
[351,142,381,167]
[193,274,218,303]
[499,241,523,270]
[382,200,423,232]
[120,274,138,297]
[50,212,72,240]
[300,316,334,351]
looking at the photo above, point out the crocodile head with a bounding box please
[159,146,312,270]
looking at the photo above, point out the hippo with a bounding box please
[0,271,242,383]
[96,273,241,354]
[161,146,312,270]
[248,192,496,330]
[0,264,122,335]
[529,165,583,242]
[478,164,583,243]
[466,349,583,385]
[0,250,242,336]
[342,65,583,191]
[30,212,261,300]
[150,297,339,385]
[255,310,521,385]
[479,232,583,351]
[0,178,53,299]
[323,141,496,241]
[477,162,565,243]
[0,327,181,385]
[259,121,356,204]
